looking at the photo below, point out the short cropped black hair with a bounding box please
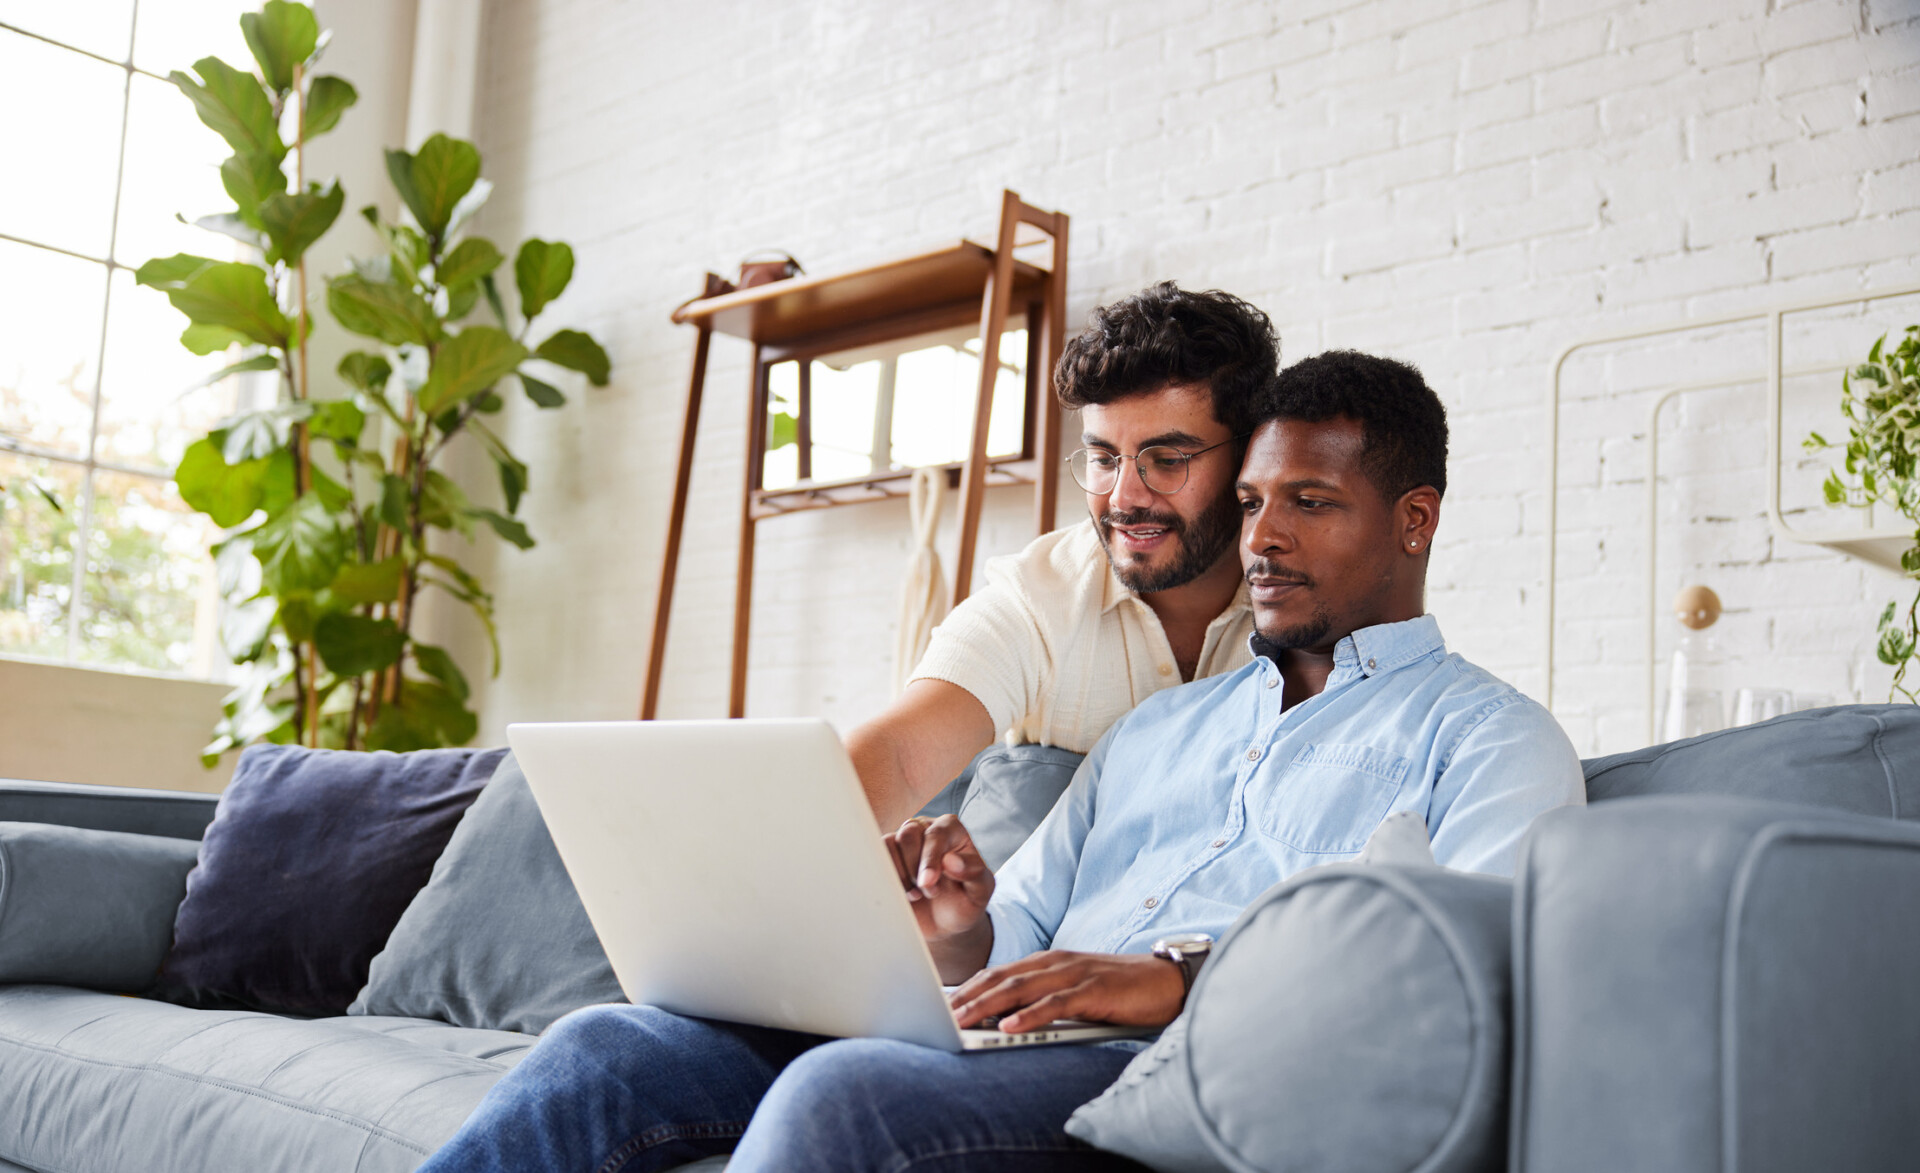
[1054,281,1280,436]
[1263,350,1448,500]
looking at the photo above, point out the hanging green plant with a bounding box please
[1805,324,1920,701]
[136,1,611,759]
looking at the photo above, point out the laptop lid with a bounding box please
[506,719,966,1052]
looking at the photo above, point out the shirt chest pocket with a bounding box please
[1254,743,1412,855]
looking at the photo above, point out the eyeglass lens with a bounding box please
[1068,447,1192,494]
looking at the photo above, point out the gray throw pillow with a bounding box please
[349,753,625,1034]
[915,743,1085,870]
[0,822,200,991]
[1067,861,1511,1173]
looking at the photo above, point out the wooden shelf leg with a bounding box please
[953,190,1024,604]
[730,348,770,718]
[640,321,714,719]
[796,358,813,482]
[1037,214,1069,537]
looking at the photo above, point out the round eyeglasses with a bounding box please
[1066,437,1242,495]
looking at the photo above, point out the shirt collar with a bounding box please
[1247,614,1445,681]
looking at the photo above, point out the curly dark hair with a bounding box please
[1264,350,1448,500]
[1054,281,1280,436]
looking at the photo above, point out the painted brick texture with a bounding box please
[450,0,1920,756]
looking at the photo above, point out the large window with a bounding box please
[0,2,257,677]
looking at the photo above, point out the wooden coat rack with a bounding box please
[640,190,1071,719]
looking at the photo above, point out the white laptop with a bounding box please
[506,718,1150,1053]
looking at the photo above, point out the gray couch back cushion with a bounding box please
[1069,864,1512,1173]
[0,822,199,991]
[1581,704,1920,818]
[350,752,625,1035]
[0,779,217,841]
[915,742,1085,870]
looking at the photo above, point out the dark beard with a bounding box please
[1245,557,1333,651]
[1096,490,1241,594]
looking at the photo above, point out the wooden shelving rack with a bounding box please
[641,190,1071,718]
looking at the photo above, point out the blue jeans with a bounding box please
[418,1004,1144,1173]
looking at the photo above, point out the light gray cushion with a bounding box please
[1068,863,1511,1173]
[1511,795,1920,1173]
[350,752,625,1034]
[0,985,532,1173]
[0,822,199,991]
[1581,703,1920,817]
[915,743,1084,870]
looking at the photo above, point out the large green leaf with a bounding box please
[514,239,574,318]
[170,57,284,160]
[378,473,410,530]
[421,470,475,538]
[412,643,470,702]
[240,0,318,92]
[219,595,277,663]
[388,134,481,239]
[162,262,293,348]
[220,151,288,229]
[471,420,529,513]
[252,492,347,595]
[302,75,357,136]
[518,372,565,409]
[134,253,220,290]
[258,448,299,518]
[364,677,477,750]
[219,402,311,464]
[445,179,493,242]
[308,399,366,444]
[470,507,534,549]
[314,611,405,676]
[176,436,267,528]
[329,555,404,605]
[327,272,438,346]
[259,181,344,265]
[533,329,610,386]
[417,326,528,414]
[337,351,393,393]
[438,237,504,289]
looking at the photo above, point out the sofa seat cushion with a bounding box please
[0,986,532,1173]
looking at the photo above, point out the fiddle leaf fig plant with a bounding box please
[136,1,611,760]
[1805,324,1920,701]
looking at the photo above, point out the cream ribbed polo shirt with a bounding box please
[909,520,1255,753]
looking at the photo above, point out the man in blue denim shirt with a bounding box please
[420,351,1583,1173]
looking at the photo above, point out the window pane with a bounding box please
[115,71,250,268]
[0,239,108,458]
[891,330,1028,469]
[132,0,254,79]
[98,265,266,473]
[74,468,218,674]
[0,1,135,63]
[0,31,125,258]
[0,453,84,660]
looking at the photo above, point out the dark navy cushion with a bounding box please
[1581,704,1920,818]
[155,744,506,1016]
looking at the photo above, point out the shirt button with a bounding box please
[1265,675,1278,688]
[1366,658,1377,670]
[1246,747,1262,762]
[1143,896,1159,909]
[1157,663,1173,677]
[1211,839,1226,848]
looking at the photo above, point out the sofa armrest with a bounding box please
[0,778,218,841]
[0,821,201,991]
[1511,795,1920,1173]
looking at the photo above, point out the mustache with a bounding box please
[1244,558,1311,587]
[1100,508,1185,533]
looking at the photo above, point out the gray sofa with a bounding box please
[2,707,1918,1172]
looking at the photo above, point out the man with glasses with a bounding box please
[852,281,1276,827]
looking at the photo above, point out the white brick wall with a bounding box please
[446,0,1920,756]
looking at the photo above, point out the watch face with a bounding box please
[1154,932,1214,953]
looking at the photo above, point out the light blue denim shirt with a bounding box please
[985,614,1585,967]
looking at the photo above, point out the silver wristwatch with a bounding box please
[1151,932,1214,998]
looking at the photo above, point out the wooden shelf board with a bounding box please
[673,240,1050,348]
[751,456,1042,518]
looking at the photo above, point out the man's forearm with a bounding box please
[847,723,918,829]
[927,916,994,985]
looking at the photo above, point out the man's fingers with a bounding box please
[915,816,978,891]
[950,959,1083,1027]
[949,951,1053,1008]
[998,987,1085,1034]
[886,820,928,898]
